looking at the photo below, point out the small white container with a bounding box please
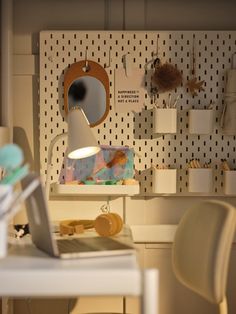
[188,168,213,193]
[224,170,236,195]
[154,108,177,134]
[189,109,214,134]
[153,169,177,194]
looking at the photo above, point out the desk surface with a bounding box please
[0,227,141,297]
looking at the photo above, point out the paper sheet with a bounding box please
[114,68,145,113]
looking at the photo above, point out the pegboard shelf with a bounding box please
[51,183,140,196]
[144,193,228,198]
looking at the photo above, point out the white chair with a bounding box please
[172,200,236,314]
[77,200,236,314]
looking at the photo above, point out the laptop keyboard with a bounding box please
[57,238,96,253]
[56,237,133,254]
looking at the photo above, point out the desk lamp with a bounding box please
[45,107,100,199]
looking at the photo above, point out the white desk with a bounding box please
[0,230,158,314]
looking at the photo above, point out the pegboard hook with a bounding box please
[152,34,159,58]
[83,49,90,72]
[100,197,111,213]
[232,52,236,69]
[156,34,159,56]
[124,53,132,77]
[105,48,112,68]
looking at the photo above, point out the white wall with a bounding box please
[6,0,236,313]
[12,0,236,223]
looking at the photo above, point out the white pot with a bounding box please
[154,108,177,134]
[189,109,214,134]
[188,168,213,193]
[224,171,236,195]
[153,168,177,194]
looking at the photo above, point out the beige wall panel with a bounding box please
[13,75,35,168]
[49,196,124,221]
[14,299,74,314]
[72,297,123,313]
[145,197,187,224]
[13,0,107,54]
[12,75,36,223]
[108,0,125,30]
[13,297,138,314]
[124,0,146,30]
[14,55,38,76]
[126,297,140,314]
[125,197,146,225]
[13,34,34,55]
[146,0,236,30]
[134,243,146,268]
[145,197,236,225]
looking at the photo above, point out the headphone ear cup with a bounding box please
[94,214,113,236]
[107,213,118,236]
[110,213,123,234]
[94,213,123,236]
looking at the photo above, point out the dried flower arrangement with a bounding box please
[186,38,205,97]
[152,58,183,93]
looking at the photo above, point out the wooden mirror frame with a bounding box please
[64,60,110,127]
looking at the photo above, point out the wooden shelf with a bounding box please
[51,183,140,196]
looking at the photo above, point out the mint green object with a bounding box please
[83,180,96,185]
[105,180,117,185]
[0,164,29,185]
[83,180,117,185]
[0,144,23,171]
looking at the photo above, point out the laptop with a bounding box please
[21,173,135,259]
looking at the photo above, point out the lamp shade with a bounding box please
[67,108,100,159]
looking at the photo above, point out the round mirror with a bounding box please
[68,76,106,126]
[64,60,110,127]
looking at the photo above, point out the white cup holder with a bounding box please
[189,109,214,134]
[188,168,213,193]
[152,168,177,194]
[224,171,236,195]
[154,108,177,134]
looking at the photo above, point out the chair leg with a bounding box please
[219,297,228,314]
[141,269,158,314]
[122,297,126,314]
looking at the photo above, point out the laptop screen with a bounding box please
[21,173,59,256]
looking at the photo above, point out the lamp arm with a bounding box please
[45,132,68,200]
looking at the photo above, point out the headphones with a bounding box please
[59,205,123,237]
[59,219,94,235]
[94,212,123,236]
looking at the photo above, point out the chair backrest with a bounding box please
[172,200,236,304]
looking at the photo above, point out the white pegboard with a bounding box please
[39,31,236,196]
